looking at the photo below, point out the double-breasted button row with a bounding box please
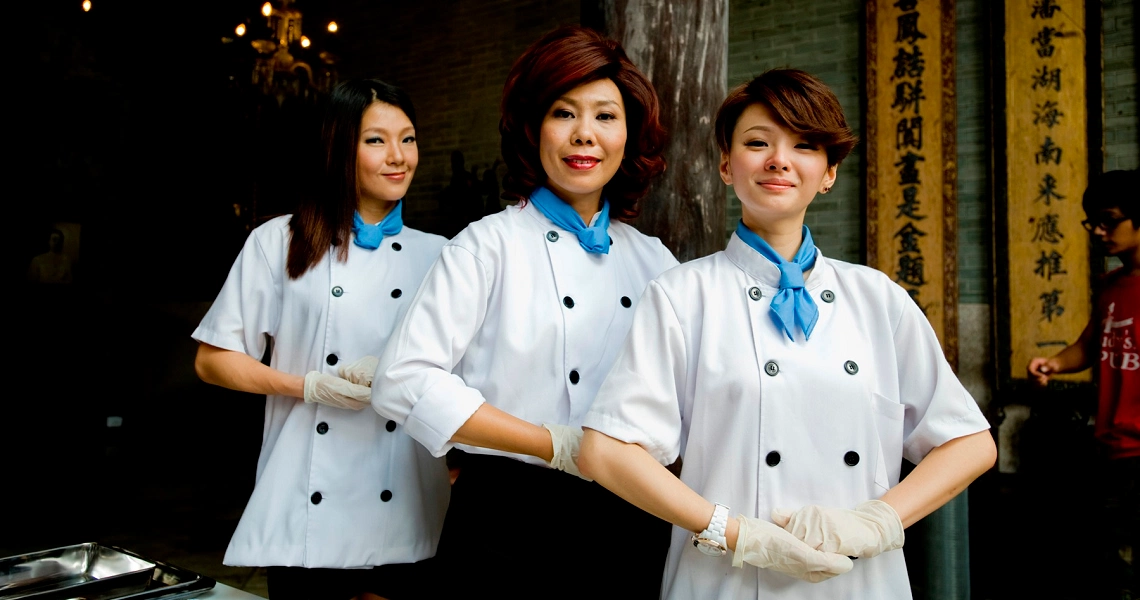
[562,296,633,309]
[392,242,402,251]
[746,287,836,303]
[764,450,861,467]
[569,370,580,385]
[317,421,398,435]
[763,360,858,377]
[313,489,394,504]
[326,354,338,366]
[331,286,403,298]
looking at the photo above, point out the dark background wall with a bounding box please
[5,0,1136,597]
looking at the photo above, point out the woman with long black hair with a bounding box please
[192,79,449,600]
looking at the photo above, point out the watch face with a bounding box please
[692,536,727,557]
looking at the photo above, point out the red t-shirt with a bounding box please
[1093,268,1140,459]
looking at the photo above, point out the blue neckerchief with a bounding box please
[528,186,611,254]
[736,221,819,341]
[352,202,403,250]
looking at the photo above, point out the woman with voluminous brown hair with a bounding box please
[371,25,677,599]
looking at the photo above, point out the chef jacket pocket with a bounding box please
[871,392,906,492]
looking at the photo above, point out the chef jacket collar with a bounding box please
[724,232,831,292]
[521,195,610,238]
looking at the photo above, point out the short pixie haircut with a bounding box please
[714,68,858,167]
[499,25,666,220]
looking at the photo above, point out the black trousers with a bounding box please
[266,560,432,600]
[424,451,672,599]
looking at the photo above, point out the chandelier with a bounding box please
[223,0,340,100]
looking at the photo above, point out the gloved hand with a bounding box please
[771,499,905,559]
[731,515,854,582]
[542,423,592,481]
[303,371,372,410]
[338,355,380,387]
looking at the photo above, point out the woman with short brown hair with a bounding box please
[579,68,995,599]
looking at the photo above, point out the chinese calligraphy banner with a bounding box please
[867,0,958,369]
[1001,0,1091,383]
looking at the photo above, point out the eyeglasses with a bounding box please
[1081,215,1130,232]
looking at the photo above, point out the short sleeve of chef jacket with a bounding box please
[583,279,688,465]
[191,218,284,361]
[889,283,991,464]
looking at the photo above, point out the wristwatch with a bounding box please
[692,503,729,557]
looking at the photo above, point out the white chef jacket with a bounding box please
[191,215,451,568]
[583,233,992,600]
[372,199,679,465]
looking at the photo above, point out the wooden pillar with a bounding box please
[584,0,728,262]
[865,0,959,370]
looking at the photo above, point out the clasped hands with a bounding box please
[732,500,904,583]
[302,355,380,410]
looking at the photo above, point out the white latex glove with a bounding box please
[542,423,592,481]
[303,371,372,410]
[337,355,380,387]
[731,515,854,582]
[771,499,905,559]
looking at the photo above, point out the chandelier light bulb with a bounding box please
[261,2,272,17]
[300,36,311,48]
[82,0,91,11]
[327,21,338,33]
[235,23,246,36]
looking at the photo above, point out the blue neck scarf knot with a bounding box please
[529,186,611,254]
[736,221,819,340]
[352,201,403,250]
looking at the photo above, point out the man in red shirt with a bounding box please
[1028,168,1138,598]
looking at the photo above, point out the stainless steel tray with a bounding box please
[0,544,214,600]
[0,542,155,599]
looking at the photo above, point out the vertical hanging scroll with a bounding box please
[867,0,958,368]
[997,0,1091,384]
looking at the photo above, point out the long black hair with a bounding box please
[287,79,417,279]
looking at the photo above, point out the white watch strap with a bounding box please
[693,503,729,556]
[704,503,729,544]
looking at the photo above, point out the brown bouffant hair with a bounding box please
[714,69,858,167]
[286,79,417,279]
[499,25,666,220]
